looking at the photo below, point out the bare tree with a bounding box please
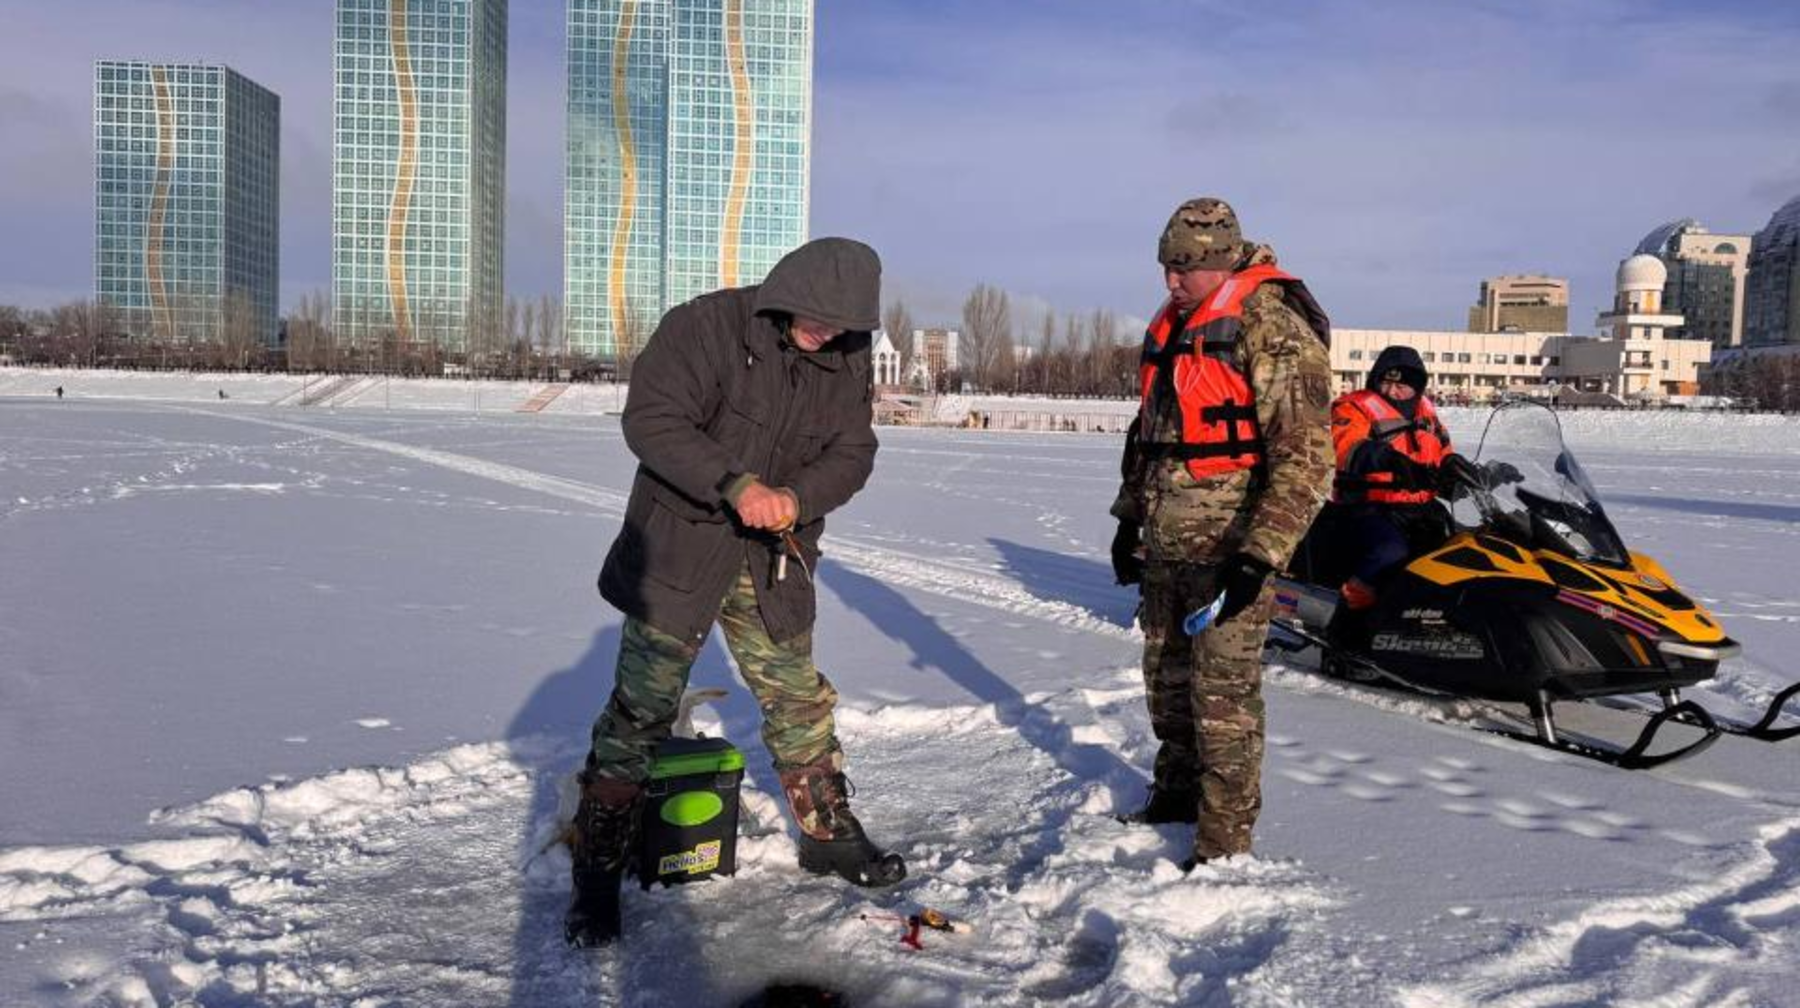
[220,289,260,370]
[1085,307,1120,393]
[286,290,334,372]
[538,293,564,376]
[0,304,25,359]
[615,300,651,380]
[497,296,522,378]
[49,300,114,368]
[959,283,1013,392]
[883,299,915,378]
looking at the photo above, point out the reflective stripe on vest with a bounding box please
[1136,263,1296,480]
[1333,389,1449,505]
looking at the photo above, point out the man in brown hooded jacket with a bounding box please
[566,237,906,948]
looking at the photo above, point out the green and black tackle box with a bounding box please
[635,736,745,889]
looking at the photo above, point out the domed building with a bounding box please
[1556,252,1712,400]
[1742,194,1800,347]
[1632,218,1752,348]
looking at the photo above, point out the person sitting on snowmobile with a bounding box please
[1328,346,1512,632]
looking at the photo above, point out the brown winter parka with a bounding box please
[598,238,881,645]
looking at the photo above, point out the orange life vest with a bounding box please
[1135,264,1304,479]
[1331,389,1450,505]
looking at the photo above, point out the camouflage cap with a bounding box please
[1157,197,1245,271]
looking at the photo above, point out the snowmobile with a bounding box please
[1268,399,1798,769]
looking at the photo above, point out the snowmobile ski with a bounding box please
[1657,681,1800,743]
[1269,617,1723,770]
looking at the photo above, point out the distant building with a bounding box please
[1467,274,1570,333]
[331,0,508,356]
[1563,254,1710,399]
[1634,219,1751,348]
[907,328,959,389]
[1333,257,1710,403]
[1742,194,1800,348]
[870,330,903,389]
[565,0,813,359]
[94,61,279,346]
[1332,329,1562,401]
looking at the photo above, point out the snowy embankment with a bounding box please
[2,400,1800,1005]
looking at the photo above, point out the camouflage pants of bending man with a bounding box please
[586,561,844,786]
[1139,559,1275,861]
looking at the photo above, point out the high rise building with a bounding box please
[94,61,279,347]
[1467,274,1570,333]
[332,0,507,358]
[907,328,958,389]
[1743,195,1800,347]
[1634,219,1751,348]
[566,0,813,359]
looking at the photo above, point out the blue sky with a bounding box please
[3,0,1797,335]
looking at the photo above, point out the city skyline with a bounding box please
[6,0,1800,336]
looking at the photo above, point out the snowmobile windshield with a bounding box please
[1456,400,1631,568]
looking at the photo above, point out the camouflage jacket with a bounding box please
[1113,260,1334,571]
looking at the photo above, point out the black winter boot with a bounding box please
[564,773,641,948]
[778,764,906,888]
[1118,782,1198,824]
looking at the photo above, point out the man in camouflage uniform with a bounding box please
[566,238,906,949]
[1110,198,1335,867]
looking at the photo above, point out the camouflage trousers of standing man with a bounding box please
[586,560,845,791]
[1138,558,1275,862]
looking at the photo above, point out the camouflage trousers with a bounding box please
[586,561,844,786]
[1139,558,1274,861]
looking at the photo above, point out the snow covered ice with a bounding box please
[3,387,1800,1006]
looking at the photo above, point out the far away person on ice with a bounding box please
[566,237,906,948]
[1110,197,1335,868]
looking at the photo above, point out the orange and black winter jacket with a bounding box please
[1331,389,1451,505]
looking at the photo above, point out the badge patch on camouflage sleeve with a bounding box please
[1302,374,1332,408]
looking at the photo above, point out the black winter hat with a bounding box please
[1365,344,1428,394]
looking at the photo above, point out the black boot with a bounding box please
[779,764,906,888]
[564,773,641,948]
[1324,603,1380,681]
[1118,783,1198,824]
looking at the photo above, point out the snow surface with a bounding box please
[3,391,1799,1006]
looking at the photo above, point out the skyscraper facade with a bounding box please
[95,62,279,347]
[332,0,507,357]
[1743,195,1800,347]
[1634,219,1751,348]
[566,0,813,359]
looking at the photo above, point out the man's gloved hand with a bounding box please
[1382,449,1437,491]
[1436,453,1484,499]
[1215,552,1276,623]
[1111,520,1144,586]
[1485,461,1525,486]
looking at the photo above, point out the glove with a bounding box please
[1215,552,1275,624]
[1485,461,1525,486]
[1436,453,1484,499]
[1110,520,1144,586]
[1381,449,1437,491]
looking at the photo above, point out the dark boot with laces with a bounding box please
[1118,781,1198,824]
[564,772,641,948]
[778,761,906,888]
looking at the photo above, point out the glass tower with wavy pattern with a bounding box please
[566,0,813,360]
[332,0,507,357]
[94,62,279,347]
